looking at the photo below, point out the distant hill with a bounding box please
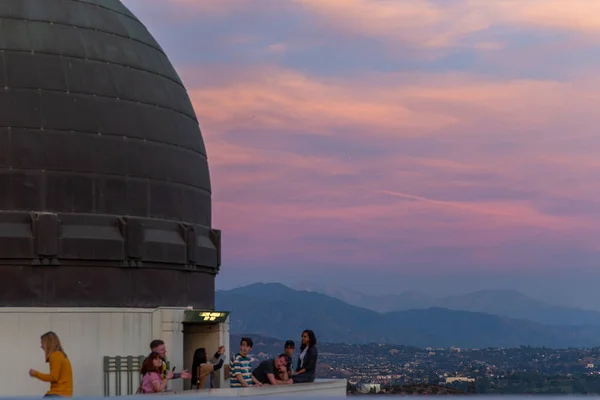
[216,283,600,348]
[293,281,434,312]
[434,290,600,326]
[216,283,390,344]
[293,282,600,326]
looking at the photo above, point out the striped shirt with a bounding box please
[230,353,253,387]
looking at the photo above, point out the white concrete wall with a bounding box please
[0,307,188,397]
[1,308,341,398]
[159,379,348,397]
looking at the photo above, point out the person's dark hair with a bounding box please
[300,330,317,350]
[149,339,164,350]
[191,348,207,385]
[278,353,292,368]
[284,340,295,349]
[240,337,253,348]
[141,352,162,375]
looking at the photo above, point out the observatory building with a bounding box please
[0,0,227,395]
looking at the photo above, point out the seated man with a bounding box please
[252,354,293,385]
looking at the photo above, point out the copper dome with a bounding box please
[0,0,220,307]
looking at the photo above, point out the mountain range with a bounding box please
[216,283,600,348]
[292,282,600,326]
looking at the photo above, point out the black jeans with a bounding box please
[292,373,315,384]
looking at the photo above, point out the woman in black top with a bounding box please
[191,346,225,389]
[292,330,318,383]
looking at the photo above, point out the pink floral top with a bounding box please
[141,372,162,393]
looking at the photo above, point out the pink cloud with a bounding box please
[150,0,600,54]
[190,65,600,143]
[131,0,292,22]
[296,0,600,49]
[184,64,600,268]
[190,67,459,139]
[481,0,600,34]
[139,0,600,54]
[121,0,600,271]
[265,43,287,54]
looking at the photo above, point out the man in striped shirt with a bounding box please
[230,337,262,387]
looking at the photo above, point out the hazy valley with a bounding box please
[217,283,600,348]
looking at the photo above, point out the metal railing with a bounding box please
[103,355,145,396]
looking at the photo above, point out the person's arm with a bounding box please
[179,370,192,379]
[267,373,292,385]
[297,347,318,375]
[213,359,224,371]
[231,359,249,387]
[211,346,226,363]
[281,363,293,382]
[234,373,247,386]
[296,359,306,375]
[151,373,169,392]
[251,375,263,386]
[32,353,61,382]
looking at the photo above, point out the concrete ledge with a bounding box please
[159,379,347,397]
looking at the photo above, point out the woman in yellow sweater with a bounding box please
[29,331,73,397]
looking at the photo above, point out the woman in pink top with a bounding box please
[138,352,169,394]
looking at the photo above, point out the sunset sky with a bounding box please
[123,0,600,307]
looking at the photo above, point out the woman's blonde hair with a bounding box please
[41,331,67,361]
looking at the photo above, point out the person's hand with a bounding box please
[29,369,36,377]
[166,371,174,380]
[255,382,263,387]
[288,379,293,384]
[180,370,192,379]
[217,346,225,354]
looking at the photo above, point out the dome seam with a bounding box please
[2,80,200,129]
[1,48,183,89]
[70,0,141,23]
[0,126,207,159]
[0,166,212,194]
[0,15,167,62]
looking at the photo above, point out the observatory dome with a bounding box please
[0,0,220,307]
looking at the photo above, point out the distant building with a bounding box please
[359,383,381,393]
[446,377,475,384]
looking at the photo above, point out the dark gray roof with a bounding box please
[0,0,219,308]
